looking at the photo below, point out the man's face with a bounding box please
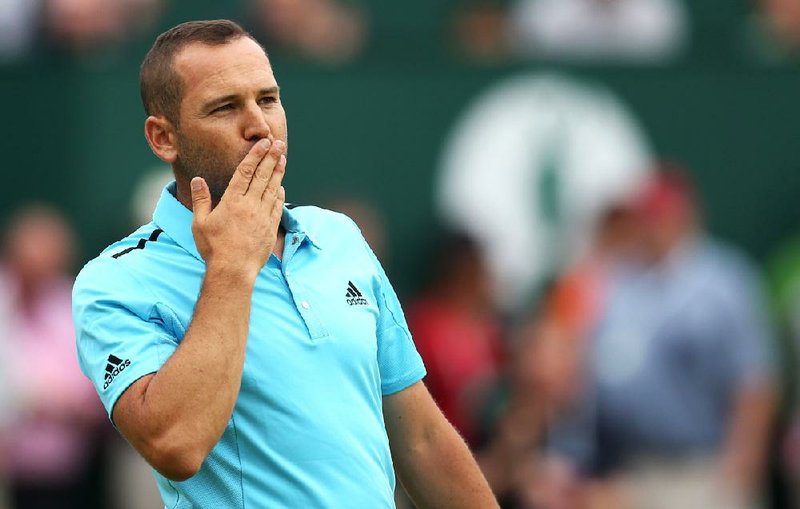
[171,37,288,202]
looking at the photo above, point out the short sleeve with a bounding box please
[73,257,179,421]
[358,235,426,396]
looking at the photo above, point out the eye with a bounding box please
[211,103,234,114]
[259,96,278,106]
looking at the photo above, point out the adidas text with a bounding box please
[345,281,368,306]
[103,357,131,390]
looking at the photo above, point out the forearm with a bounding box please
[393,417,499,508]
[128,264,256,476]
[384,383,498,508]
[109,140,286,481]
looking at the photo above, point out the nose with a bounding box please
[242,101,271,141]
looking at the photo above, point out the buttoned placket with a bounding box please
[266,231,328,341]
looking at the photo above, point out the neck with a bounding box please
[174,177,195,211]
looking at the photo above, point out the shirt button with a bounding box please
[301,301,310,309]
[292,237,299,245]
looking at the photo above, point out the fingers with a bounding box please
[270,185,286,225]
[262,154,287,203]
[248,139,285,199]
[190,177,212,221]
[226,139,271,197]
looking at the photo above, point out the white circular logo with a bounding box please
[437,73,652,312]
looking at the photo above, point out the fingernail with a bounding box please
[260,139,271,149]
[274,140,285,151]
[279,186,286,197]
[280,154,286,166]
[191,178,202,191]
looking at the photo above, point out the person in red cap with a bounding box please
[541,166,777,509]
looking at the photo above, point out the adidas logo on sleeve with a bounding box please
[103,354,131,390]
[345,281,368,306]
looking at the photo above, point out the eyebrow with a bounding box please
[202,86,281,112]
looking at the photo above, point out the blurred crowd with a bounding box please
[1,0,800,64]
[0,0,799,509]
[406,166,796,509]
[0,0,366,63]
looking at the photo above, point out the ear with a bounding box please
[144,115,179,164]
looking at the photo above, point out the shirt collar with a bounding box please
[152,181,321,262]
[282,204,322,250]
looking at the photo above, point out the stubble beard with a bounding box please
[174,131,247,204]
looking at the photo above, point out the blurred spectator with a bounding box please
[0,205,104,509]
[478,205,639,508]
[744,0,800,63]
[476,337,543,507]
[249,0,367,64]
[542,204,640,342]
[42,0,162,52]
[0,240,13,509]
[765,234,800,507]
[544,169,776,509]
[0,0,163,60]
[450,1,512,63]
[0,0,40,61]
[509,0,688,62]
[407,231,503,448]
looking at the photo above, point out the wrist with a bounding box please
[204,260,260,288]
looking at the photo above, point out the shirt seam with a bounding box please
[80,258,173,420]
[110,253,185,335]
[108,256,166,315]
[168,477,180,509]
[232,414,246,509]
[347,217,408,339]
[378,293,406,334]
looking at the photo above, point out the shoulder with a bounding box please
[287,204,359,229]
[697,238,761,282]
[73,223,179,310]
[287,204,365,244]
[693,238,766,305]
[286,204,386,279]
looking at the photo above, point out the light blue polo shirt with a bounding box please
[73,182,426,508]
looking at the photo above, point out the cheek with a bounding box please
[270,108,288,138]
[196,127,243,155]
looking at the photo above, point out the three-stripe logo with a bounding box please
[346,281,368,306]
[103,354,131,391]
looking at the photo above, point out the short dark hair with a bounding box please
[140,19,260,124]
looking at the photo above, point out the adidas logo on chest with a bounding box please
[345,281,368,306]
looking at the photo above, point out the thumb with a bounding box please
[190,177,211,220]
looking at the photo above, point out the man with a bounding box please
[544,170,776,509]
[72,20,498,508]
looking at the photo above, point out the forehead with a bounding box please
[174,37,277,103]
